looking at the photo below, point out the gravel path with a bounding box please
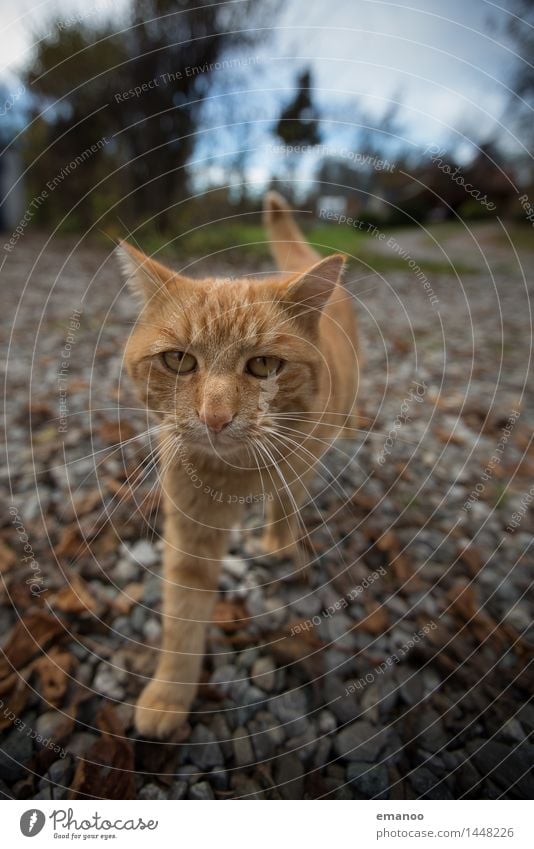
[1,224,533,800]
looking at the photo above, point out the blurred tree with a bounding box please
[273,68,321,197]
[275,68,321,148]
[500,1,534,147]
[22,0,273,230]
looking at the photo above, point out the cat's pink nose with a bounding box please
[198,406,234,433]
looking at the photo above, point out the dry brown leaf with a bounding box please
[361,600,389,635]
[98,420,135,445]
[0,610,64,679]
[69,704,136,800]
[54,524,88,559]
[0,673,30,730]
[70,489,103,518]
[0,539,16,575]
[111,582,144,615]
[50,573,100,615]
[434,426,465,446]
[375,530,399,554]
[213,599,250,633]
[33,647,75,707]
[458,543,484,577]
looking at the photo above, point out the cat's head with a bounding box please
[118,241,344,459]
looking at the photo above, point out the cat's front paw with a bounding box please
[135,681,192,740]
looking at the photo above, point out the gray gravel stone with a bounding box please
[292,592,322,618]
[317,709,337,734]
[249,712,285,760]
[123,539,159,567]
[250,656,276,691]
[208,769,228,791]
[143,617,162,643]
[236,647,260,669]
[222,555,247,579]
[66,733,99,757]
[232,727,254,766]
[347,761,389,798]
[209,664,241,696]
[168,780,188,799]
[0,726,33,781]
[189,724,224,770]
[93,662,125,700]
[324,676,358,724]
[34,711,64,747]
[113,557,140,583]
[409,766,454,800]
[188,781,215,800]
[334,720,389,762]
[138,782,166,800]
[274,754,304,799]
[142,573,161,606]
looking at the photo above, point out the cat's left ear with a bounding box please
[283,254,346,323]
[115,240,183,303]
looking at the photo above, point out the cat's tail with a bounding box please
[264,191,319,272]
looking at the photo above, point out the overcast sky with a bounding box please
[0,0,528,175]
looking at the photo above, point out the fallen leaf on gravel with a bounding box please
[69,704,135,799]
[50,573,100,615]
[54,525,88,559]
[0,610,64,678]
[33,647,75,707]
[434,426,465,446]
[0,540,16,574]
[446,581,513,651]
[111,582,144,614]
[0,673,30,730]
[458,543,484,577]
[98,420,136,445]
[213,599,250,633]
[69,489,103,519]
[361,601,389,635]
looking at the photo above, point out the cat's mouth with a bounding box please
[186,426,243,457]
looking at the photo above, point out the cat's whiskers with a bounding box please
[63,431,179,569]
[50,422,175,473]
[263,427,352,502]
[269,422,365,468]
[252,436,312,554]
[260,431,350,567]
[271,414,421,448]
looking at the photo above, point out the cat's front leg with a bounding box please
[135,518,226,739]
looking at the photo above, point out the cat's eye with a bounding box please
[246,356,283,378]
[162,351,197,374]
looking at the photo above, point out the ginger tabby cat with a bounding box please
[117,192,360,738]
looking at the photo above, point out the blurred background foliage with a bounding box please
[0,0,533,258]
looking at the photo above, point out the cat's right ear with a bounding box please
[115,240,178,303]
